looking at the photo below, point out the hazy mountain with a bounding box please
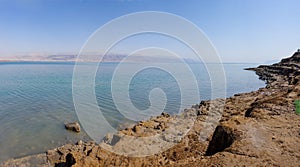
[0,54,199,63]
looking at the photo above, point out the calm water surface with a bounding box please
[0,62,265,162]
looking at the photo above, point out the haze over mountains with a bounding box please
[0,54,199,63]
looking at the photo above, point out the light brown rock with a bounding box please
[65,122,81,133]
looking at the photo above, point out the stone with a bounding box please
[76,140,83,146]
[65,122,81,133]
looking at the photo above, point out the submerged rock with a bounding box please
[64,122,81,133]
[0,154,48,167]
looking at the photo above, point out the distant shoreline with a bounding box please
[0,59,262,64]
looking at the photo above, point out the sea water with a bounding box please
[0,62,265,162]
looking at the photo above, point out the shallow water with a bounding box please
[0,62,265,162]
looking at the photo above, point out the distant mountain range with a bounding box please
[0,54,200,63]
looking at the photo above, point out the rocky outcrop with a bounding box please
[245,51,300,86]
[2,51,300,166]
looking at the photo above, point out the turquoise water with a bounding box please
[0,62,265,162]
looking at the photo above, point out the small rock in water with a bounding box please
[161,112,170,117]
[65,122,81,133]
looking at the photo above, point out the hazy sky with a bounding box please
[0,0,299,63]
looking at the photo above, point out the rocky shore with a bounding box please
[1,52,300,166]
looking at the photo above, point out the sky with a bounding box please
[0,0,299,63]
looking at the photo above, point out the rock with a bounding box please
[132,125,142,133]
[161,112,170,117]
[65,153,76,166]
[65,122,81,133]
[0,153,48,167]
[205,125,236,156]
[54,153,76,167]
[76,140,83,146]
[246,51,300,87]
[103,133,123,146]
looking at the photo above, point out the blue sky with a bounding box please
[0,0,299,63]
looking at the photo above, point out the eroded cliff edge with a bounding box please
[2,52,300,166]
